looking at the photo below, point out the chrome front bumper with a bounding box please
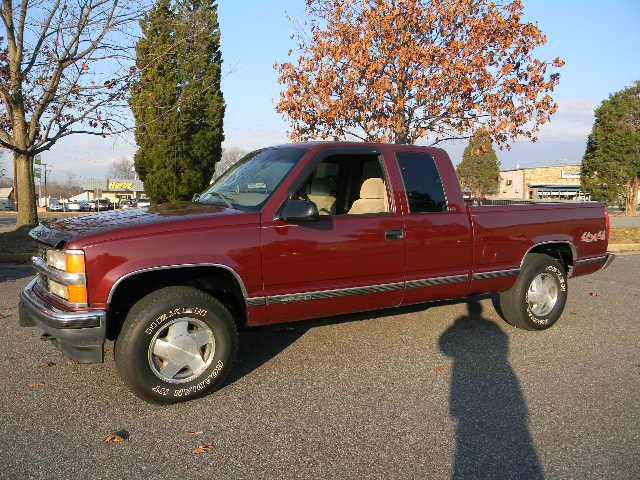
[19,278,106,363]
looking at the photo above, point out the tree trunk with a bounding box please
[625,176,639,216]
[15,152,38,228]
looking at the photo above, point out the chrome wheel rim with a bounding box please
[526,273,559,317]
[147,317,215,384]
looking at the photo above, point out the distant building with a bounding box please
[73,178,147,204]
[495,165,589,201]
[0,187,15,210]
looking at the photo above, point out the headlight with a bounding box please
[47,250,67,271]
[43,249,87,304]
[46,249,86,274]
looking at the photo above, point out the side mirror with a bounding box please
[277,199,319,222]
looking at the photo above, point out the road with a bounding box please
[611,216,640,228]
[0,258,639,479]
[0,215,15,230]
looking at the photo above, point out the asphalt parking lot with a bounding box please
[0,258,638,479]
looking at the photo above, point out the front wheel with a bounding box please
[115,286,238,404]
[497,253,568,330]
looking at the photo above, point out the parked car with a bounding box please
[85,199,112,211]
[65,201,82,212]
[136,199,150,208]
[21,142,614,404]
[46,199,64,212]
[95,199,113,211]
[119,199,136,209]
[79,201,92,212]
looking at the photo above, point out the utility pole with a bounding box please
[13,155,17,209]
[34,156,48,201]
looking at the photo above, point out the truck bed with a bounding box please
[467,200,609,278]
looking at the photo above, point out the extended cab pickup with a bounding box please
[20,142,614,403]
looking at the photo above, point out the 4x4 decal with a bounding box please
[580,230,606,243]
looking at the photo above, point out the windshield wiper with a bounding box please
[208,191,233,209]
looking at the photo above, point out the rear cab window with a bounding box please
[395,152,447,213]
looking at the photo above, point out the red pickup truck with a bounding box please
[20,142,614,403]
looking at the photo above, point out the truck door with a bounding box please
[393,149,473,305]
[259,148,405,324]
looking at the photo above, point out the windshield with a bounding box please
[198,147,308,210]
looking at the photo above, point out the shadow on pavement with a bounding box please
[226,299,453,386]
[439,300,543,480]
[0,264,34,283]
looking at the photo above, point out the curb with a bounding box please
[608,244,640,253]
[0,253,34,264]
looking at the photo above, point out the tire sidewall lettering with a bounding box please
[144,306,208,336]
[139,306,230,400]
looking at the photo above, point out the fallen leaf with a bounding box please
[193,442,214,455]
[101,431,129,444]
[186,431,204,436]
[66,359,79,365]
[41,361,57,368]
[428,367,445,376]
[589,291,599,297]
[28,382,45,388]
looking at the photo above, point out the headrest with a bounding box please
[360,178,385,199]
[310,177,332,195]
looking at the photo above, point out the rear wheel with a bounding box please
[497,253,568,330]
[115,286,238,404]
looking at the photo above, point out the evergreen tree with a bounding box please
[457,131,501,197]
[130,0,225,203]
[582,83,640,215]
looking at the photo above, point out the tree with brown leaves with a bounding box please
[276,0,564,148]
[1,1,144,227]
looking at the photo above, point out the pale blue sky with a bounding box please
[28,0,640,181]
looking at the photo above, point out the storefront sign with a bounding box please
[108,181,134,190]
[561,170,581,180]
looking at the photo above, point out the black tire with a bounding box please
[497,253,568,331]
[114,286,238,404]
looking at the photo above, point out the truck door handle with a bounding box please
[385,229,404,241]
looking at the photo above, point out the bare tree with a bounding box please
[108,155,134,179]
[45,172,82,198]
[212,146,246,181]
[0,0,147,227]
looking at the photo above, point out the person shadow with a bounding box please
[439,300,544,480]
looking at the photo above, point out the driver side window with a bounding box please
[297,154,392,216]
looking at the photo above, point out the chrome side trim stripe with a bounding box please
[406,274,468,289]
[246,297,267,307]
[575,255,608,267]
[268,282,405,305]
[247,268,523,308]
[472,269,520,281]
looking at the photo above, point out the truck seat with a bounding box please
[348,178,389,214]
[308,177,336,215]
